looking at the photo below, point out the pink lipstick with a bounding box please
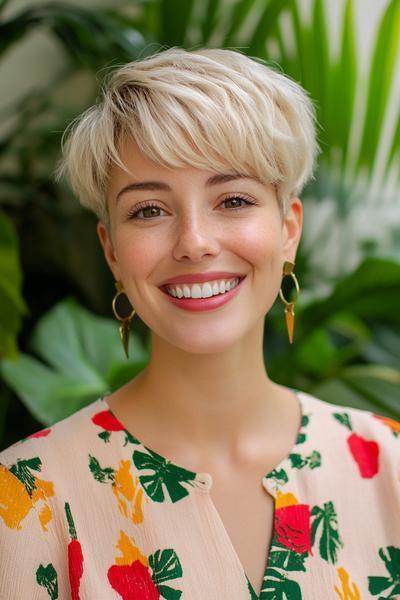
[160,277,246,312]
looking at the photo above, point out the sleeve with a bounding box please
[0,439,69,599]
[368,411,400,508]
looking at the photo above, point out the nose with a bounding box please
[172,211,220,262]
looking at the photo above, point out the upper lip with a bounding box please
[160,271,246,286]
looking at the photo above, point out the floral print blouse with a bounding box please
[0,389,399,599]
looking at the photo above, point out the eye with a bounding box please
[127,201,166,220]
[126,194,256,221]
[220,194,255,210]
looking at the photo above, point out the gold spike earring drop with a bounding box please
[279,261,300,344]
[111,280,136,359]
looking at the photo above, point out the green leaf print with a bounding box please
[247,576,259,599]
[267,538,308,572]
[368,546,400,598]
[98,430,111,443]
[88,455,115,483]
[288,454,307,469]
[333,412,352,431]
[260,566,302,599]
[295,432,307,445]
[36,563,58,599]
[289,450,321,470]
[265,468,289,489]
[307,451,322,469]
[122,430,140,446]
[10,457,42,495]
[149,548,183,584]
[261,538,306,599]
[296,414,310,446]
[149,549,183,599]
[310,501,344,564]
[157,584,183,599]
[133,448,196,503]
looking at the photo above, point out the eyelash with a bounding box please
[126,194,256,220]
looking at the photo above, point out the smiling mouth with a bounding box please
[160,276,246,299]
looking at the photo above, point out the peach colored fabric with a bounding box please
[0,390,399,599]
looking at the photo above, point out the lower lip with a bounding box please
[160,277,246,312]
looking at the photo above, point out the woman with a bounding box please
[1,46,399,600]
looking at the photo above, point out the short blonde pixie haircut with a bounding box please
[56,46,321,227]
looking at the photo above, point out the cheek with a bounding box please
[114,231,162,279]
[232,219,282,268]
[234,218,284,310]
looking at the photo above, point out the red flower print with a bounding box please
[65,502,84,600]
[92,410,125,432]
[275,503,313,554]
[28,428,52,439]
[347,432,379,478]
[68,539,84,600]
[108,560,160,599]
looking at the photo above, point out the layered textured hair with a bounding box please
[56,46,321,226]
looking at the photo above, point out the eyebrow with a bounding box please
[115,173,258,202]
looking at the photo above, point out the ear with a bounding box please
[282,197,303,261]
[97,221,121,281]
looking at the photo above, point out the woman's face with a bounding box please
[98,137,302,354]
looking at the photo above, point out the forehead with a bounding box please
[109,136,265,189]
[112,135,231,180]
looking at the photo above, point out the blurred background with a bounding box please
[0,0,399,450]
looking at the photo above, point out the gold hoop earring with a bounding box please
[112,280,136,359]
[279,261,300,345]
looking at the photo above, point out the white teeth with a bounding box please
[167,277,241,299]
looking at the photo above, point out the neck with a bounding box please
[129,316,288,463]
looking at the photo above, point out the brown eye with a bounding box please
[221,195,255,209]
[127,203,165,220]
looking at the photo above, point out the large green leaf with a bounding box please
[332,0,357,171]
[247,0,291,58]
[0,3,146,65]
[200,0,222,44]
[0,298,149,425]
[267,257,400,419]
[309,368,400,418]
[222,0,260,48]
[386,108,400,182]
[299,257,400,334]
[159,0,196,46]
[355,0,400,178]
[0,353,105,424]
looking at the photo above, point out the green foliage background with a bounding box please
[0,0,399,449]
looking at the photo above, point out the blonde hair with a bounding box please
[55,46,321,226]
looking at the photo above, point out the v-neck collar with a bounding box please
[97,389,309,599]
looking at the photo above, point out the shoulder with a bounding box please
[0,397,108,533]
[298,389,400,474]
[0,398,109,465]
[0,399,104,552]
[0,396,107,466]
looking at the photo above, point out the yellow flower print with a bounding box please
[112,459,146,524]
[334,566,361,599]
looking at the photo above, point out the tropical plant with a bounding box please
[0,298,149,425]
[266,256,400,418]
[0,1,152,358]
